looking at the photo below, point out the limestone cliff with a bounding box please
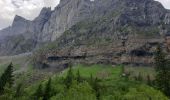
[0,7,52,55]
[0,0,170,57]
[41,0,92,42]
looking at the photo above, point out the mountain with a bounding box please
[0,7,52,55]
[0,0,170,66]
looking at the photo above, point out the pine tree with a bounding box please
[43,78,52,100]
[6,63,14,87]
[147,74,152,86]
[155,45,166,71]
[137,72,143,81]
[33,84,43,100]
[0,83,14,100]
[14,83,23,98]
[93,78,100,100]
[76,69,81,83]
[64,66,74,88]
[90,74,93,82]
[0,63,14,95]
[154,45,170,96]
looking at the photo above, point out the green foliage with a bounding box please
[43,78,52,100]
[0,63,14,94]
[61,64,120,79]
[154,45,170,96]
[137,72,143,81]
[14,83,23,98]
[33,84,43,100]
[60,65,168,100]
[125,66,155,80]
[0,84,15,100]
[76,70,81,83]
[89,74,94,86]
[64,66,74,89]
[0,64,169,100]
[147,74,152,86]
[123,85,168,100]
[51,82,96,100]
[121,65,125,74]
[92,78,100,100]
[5,63,14,87]
[155,45,166,71]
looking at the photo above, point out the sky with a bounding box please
[0,0,170,30]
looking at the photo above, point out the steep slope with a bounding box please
[0,7,52,55]
[0,0,93,55]
[40,0,92,42]
[0,0,170,57]
[33,0,170,68]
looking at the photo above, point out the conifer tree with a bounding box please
[43,78,52,100]
[65,66,74,88]
[89,74,94,86]
[14,83,23,98]
[155,45,166,71]
[33,84,43,100]
[0,83,14,100]
[93,77,100,100]
[137,72,143,81]
[147,74,152,86]
[154,45,170,96]
[76,69,81,83]
[0,63,14,94]
[6,63,14,87]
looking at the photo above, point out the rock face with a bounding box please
[0,7,52,55]
[33,0,170,68]
[41,0,92,42]
[0,0,170,60]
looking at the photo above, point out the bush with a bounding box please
[51,81,96,100]
[123,85,168,100]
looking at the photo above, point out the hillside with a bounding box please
[0,0,170,99]
[0,64,169,100]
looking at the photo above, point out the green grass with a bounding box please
[60,64,121,79]
[0,63,9,75]
[125,66,156,80]
[12,64,168,100]
[59,64,158,89]
[0,63,20,74]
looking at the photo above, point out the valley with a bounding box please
[0,0,170,99]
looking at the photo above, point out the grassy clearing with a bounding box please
[60,64,156,80]
[0,62,167,100]
[125,66,156,80]
[23,64,168,100]
[60,64,121,79]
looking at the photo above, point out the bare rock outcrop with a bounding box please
[0,0,170,58]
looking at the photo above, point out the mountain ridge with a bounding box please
[0,0,170,56]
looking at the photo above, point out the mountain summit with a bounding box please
[0,0,170,56]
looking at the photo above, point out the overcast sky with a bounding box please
[0,0,170,30]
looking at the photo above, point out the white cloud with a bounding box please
[0,0,59,29]
[156,0,170,9]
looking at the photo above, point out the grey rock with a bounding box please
[0,7,52,55]
[1,0,170,56]
[41,0,92,42]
